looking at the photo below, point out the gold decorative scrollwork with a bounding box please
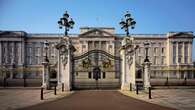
[82,58,91,68]
[103,59,111,68]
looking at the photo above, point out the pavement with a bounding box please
[0,87,73,110]
[120,89,195,110]
[17,90,175,110]
[1,88,194,110]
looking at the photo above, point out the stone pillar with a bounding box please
[182,42,185,63]
[120,47,136,90]
[143,62,151,89]
[176,42,178,64]
[129,53,136,89]
[11,42,15,64]
[42,65,45,86]
[42,62,50,89]
[120,48,126,89]
[99,41,101,50]
[63,44,72,91]
[21,41,25,65]
[18,42,22,65]
[57,49,61,84]
[188,42,192,64]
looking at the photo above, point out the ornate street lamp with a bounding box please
[144,42,150,62]
[119,11,136,36]
[44,40,49,62]
[58,11,75,36]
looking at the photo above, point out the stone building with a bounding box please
[0,27,194,89]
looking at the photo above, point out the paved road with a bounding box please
[18,90,176,110]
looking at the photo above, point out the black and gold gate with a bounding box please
[72,50,121,89]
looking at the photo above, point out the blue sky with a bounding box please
[0,0,195,60]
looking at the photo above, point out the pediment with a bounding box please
[168,32,193,38]
[79,29,115,38]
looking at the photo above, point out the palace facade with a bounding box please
[0,27,194,88]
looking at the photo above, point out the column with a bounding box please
[17,42,21,65]
[86,41,89,52]
[112,40,115,55]
[0,41,2,65]
[182,42,185,63]
[176,42,178,64]
[188,42,192,64]
[168,41,173,65]
[21,41,25,65]
[11,42,15,64]
[42,65,45,86]
[99,41,101,50]
[5,42,8,64]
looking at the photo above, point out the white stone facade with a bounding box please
[0,27,194,81]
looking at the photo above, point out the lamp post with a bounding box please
[44,40,49,62]
[58,11,75,36]
[119,11,136,36]
[144,42,150,62]
[56,11,75,91]
[143,41,151,90]
[119,11,137,91]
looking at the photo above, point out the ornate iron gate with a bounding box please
[72,50,121,89]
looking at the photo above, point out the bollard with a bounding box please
[149,87,152,99]
[41,87,44,100]
[136,84,139,95]
[3,78,6,87]
[130,83,132,91]
[184,77,187,85]
[23,77,26,87]
[62,83,64,92]
[54,85,57,95]
[166,77,168,86]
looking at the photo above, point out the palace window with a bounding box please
[161,56,165,65]
[154,47,157,54]
[178,57,182,63]
[94,41,99,49]
[187,71,192,79]
[153,56,157,65]
[88,41,93,50]
[101,41,106,50]
[161,48,164,54]
[181,72,185,79]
